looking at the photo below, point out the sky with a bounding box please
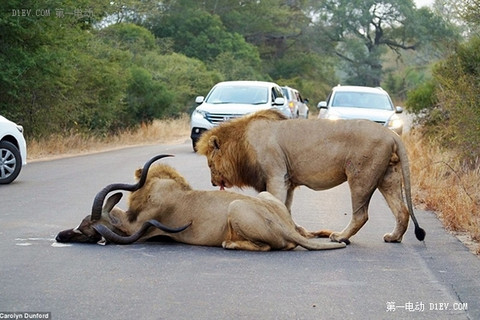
[415,0,434,8]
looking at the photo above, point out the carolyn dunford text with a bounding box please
[0,313,50,319]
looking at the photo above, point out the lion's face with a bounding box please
[205,135,234,190]
[208,159,232,190]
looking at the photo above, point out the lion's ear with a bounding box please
[135,168,142,180]
[209,135,221,151]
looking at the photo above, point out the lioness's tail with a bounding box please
[288,231,346,250]
[393,134,426,241]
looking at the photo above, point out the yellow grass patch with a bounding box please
[405,131,480,253]
[27,114,190,161]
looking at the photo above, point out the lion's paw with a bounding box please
[222,241,236,249]
[329,232,351,245]
[383,233,403,243]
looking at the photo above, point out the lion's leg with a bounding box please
[223,214,272,251]
[378,165,409,243]
[223,239,272,251]
[329,206,369,244]
[271,184,314,238]
[285,187,319,238]
[330,184,374,244]
[223,200,280,251]
[266,176,291,208]
[285,187,295,212]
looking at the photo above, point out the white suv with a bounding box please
[317,85,404,135]
[0,115,27,184]
[190,81,288,151]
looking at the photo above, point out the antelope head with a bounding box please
[55,154,190,245]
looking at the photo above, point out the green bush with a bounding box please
[405,80,436,115]
[407,36,480,165]
[126,67,174,123]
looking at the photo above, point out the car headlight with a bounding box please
[388,116,403,129]
[326,113,341,121]
[193,109,208,119]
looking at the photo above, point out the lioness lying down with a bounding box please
[197,109,426,244]
[56,155,345,251]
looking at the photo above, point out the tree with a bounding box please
[126,67,174,123]
[146,7,260,65]
[135,52,222,115]
[405,32,480,165]
[310,0,458,86]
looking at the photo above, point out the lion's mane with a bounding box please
[197,109,287,191]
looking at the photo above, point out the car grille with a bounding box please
[205,113,245,125]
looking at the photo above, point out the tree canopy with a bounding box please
[0,0,461,138]
[309,0,458,86]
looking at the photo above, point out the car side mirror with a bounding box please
[317,101,327,109]
[195,96,204,104]
[395,106,403,113]
[273,97,285,105]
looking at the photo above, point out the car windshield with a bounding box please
[332,92,392,110]
[205,85,269,105]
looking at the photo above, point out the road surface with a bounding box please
[0,141,478,319]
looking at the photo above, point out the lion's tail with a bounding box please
[393,134,426,241]
[287,232,346,250]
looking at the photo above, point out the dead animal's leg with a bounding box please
[294,225,333,238]
[310,229,335,238]
[295,225,316,238]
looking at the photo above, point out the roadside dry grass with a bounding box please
[27,118,479,253]
[27,114,190,161]
[404,130,480,254]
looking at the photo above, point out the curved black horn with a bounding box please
[92,220,192,245]
[90,154,174,221]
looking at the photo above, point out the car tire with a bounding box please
[192,138,198,153]
[0,140,22,184]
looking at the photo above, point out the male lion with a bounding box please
[196,109,426,244]
[56,155,345,251]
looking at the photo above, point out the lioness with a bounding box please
[57,155,345,251]
[197,109,426,244]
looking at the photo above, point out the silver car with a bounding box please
[281,86,309,119]
[317,85,404,135]
[0,115,27,184]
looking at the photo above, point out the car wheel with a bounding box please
[0,141,22,184]
[192,138,198,152]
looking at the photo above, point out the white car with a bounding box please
[190,81,288,151]
[0,115,27,184]
[317,85,404,135]
[281,86,309,118]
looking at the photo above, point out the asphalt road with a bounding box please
[1,140,479,320]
